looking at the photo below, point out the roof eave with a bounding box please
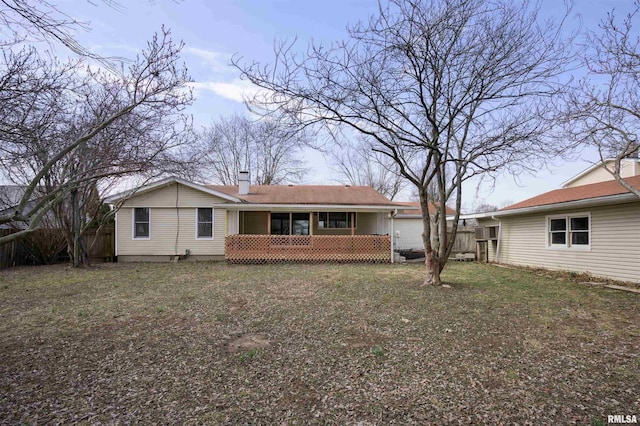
[462,193,638,219]
[212,203,398,211]
[105,176,243,204]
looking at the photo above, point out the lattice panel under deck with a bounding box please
[225,235,391,263]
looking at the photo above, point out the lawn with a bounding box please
[0,262,638,424]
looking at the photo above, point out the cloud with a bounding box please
[189,78,264,103]
[184,47,232,74]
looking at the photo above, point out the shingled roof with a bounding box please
[394,201,456,216]
[502,175,640,211]
[207,184,397,206]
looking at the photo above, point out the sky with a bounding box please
[49,0,637,211]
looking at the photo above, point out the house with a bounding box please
[470,163,640,283]
[105,172,402,263]
[0,185,44,230]
[393,202,456,250]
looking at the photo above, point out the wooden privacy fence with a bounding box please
[0,229,29,268]
[83,227,115,263]
[450,227,476,254]
[0,226,115,269]
[225,234,391,263]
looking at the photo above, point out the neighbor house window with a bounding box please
[133,207,150,239]
[197,208,213,239]
[547,214,590,248]
[318,212,356,229]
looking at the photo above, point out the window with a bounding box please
[133,207,150,239]
[291,213,309,235]
[547,214,590,249]
[318,212,356,229]
[270,212,310,236]
[271,212,290,235]
[197,208,213,239]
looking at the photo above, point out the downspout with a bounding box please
[114,207,118,258]
[390,209,397,263]
[491,215,502,263]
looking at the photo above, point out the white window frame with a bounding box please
[545,213,591,250]
[318,212,357,229]
[196,207,214,240]
[132,207,151,240]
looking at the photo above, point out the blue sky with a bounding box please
[58,0,636,210]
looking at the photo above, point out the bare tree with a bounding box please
[234,0,572,285]
[195,114,307,185]
[0,29,194,264]
[564,2,640,198]
[330,136,406,200]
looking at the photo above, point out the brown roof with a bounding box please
[395,201,456,216]
[207,184,396,206]
[502,175,640,211]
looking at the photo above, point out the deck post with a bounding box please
[350,212,355,236]
[267,212,271,235]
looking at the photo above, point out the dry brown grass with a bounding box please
[0,261,638,424]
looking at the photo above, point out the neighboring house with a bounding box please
[0,185,40,230]
[105,172,401,263]
[561,158,640,188]
[393,202,456,250]
[469,165,640,283]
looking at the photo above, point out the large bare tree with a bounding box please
[0,29,194,264]
[564,2,640,198]
[195,114,307,185]
[234,0,573,285]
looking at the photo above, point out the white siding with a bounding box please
[481,202,640,283]
[394,218,425,250]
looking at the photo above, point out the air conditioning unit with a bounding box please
[475,226,498,240]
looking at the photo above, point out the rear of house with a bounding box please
[107,175,399,263]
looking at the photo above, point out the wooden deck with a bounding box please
[225,234,391,263]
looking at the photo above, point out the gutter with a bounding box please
[460,192,638,220]
[212,203,400,211]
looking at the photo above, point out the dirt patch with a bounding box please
[227,333,270,353]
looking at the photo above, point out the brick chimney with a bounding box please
[238,171,250,195]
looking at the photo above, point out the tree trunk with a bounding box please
[72,189,81,267]
[424,249,442,286]
[419,192,442,286]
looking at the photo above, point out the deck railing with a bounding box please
[225,234,390,263]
